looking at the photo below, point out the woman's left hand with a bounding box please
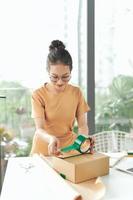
[82,135,95,154]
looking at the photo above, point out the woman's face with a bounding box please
[49,64,71,92]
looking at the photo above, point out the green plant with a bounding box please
[0,126,32,158]
[0,81,32,135]
[0,126,15,158]
[14,138,32,157]
[73,125,78,134]
[0,126,14,142]
[95,75,133,132]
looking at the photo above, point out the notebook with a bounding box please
[115,157,133,175]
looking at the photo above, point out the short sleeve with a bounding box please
[76,88,91,118]
[31,91,45,118]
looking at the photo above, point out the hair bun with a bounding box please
[49,40,65,51]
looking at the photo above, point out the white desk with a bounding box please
[1,156,133,200]
[0,156,81,200]
[101,167,133,200]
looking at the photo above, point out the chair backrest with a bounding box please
[94,131,130,152]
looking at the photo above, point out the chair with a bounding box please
[93,131,130,153]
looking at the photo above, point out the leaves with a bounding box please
[0,126,14,142]
[96,75,133,132]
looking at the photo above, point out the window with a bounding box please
[0,0,87,158]
[95,0,133,133]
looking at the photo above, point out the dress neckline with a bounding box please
[44,82,69,95]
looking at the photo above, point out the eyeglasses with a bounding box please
[49,74,71,82]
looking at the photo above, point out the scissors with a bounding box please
[60,134,94,154]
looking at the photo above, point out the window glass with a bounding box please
[0,0,87,158]
[95,0,133,133]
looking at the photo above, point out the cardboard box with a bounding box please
[52,152,109,183]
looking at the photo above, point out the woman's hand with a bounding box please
[88,135,95,154]
[81,134,95,154]
[48,136,60,156]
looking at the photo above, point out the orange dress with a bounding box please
[30,83,90,155]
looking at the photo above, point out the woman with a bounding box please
[30,40,92,156]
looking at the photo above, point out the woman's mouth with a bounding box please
[56,85,64,87]
[55,84,66,91]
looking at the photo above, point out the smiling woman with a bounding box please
[30,40,92,156]
[47,65,71,93]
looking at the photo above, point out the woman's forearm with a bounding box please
[34,118,54,143]
[35,128,53,143]
[78,126,89,136]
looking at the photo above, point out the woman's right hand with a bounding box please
[48,136,60,155]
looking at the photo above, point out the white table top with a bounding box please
[101,167,133,200]
[0,156,81,200]
[1,156,133,200]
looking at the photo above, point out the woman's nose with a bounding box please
[57,78,64,84]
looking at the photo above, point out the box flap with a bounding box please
[59,153,109,165]
[58,150,83,159]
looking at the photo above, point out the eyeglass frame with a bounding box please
[49,74,71,82]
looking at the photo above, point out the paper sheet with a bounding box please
[1,156,81,200]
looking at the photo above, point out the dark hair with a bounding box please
[46,40,73,72]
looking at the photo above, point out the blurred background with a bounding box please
[0,0,133,190]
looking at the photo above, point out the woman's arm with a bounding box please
[34,117,60,155]
[34,117,52,142]
[76,113,89,136]
[77,113,95,153]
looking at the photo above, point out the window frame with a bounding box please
[87,0,95,134]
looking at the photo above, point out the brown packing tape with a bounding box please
[69,177,106,200]
[58,150,82,159]
[74,196,82,200]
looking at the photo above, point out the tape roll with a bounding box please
[61,135,91,154]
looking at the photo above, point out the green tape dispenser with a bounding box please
[61,134,94,154]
